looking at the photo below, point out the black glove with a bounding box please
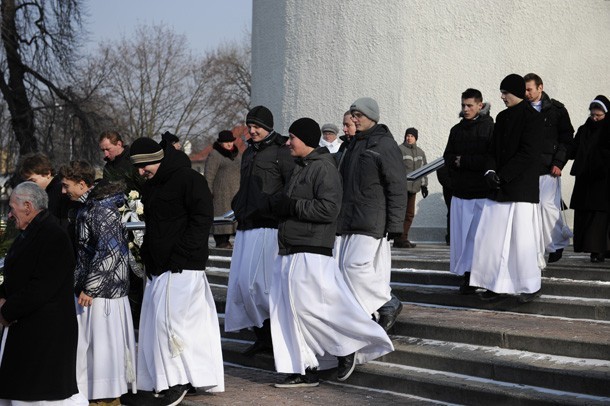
[275,195,297,218]
[421,186,428,198]
[485,170,501,190]
[386,232,402,241]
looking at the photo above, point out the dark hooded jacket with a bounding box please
[74,180,130,298]
[534,92,574,175]
[140,148,213,276]
[231,131,295,230]
[337,124,408,238]
[278,147,341,256]
[444,103,495,199]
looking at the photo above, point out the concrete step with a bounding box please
[218,318,610,397]
[385,336,610,398]
[390,269,610,299]
[207,268,610,322]
[219,338,610,406]
[393,303,610,361]
[391,283,610,321]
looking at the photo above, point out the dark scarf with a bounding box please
[213,142,238,159]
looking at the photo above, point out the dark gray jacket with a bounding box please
[278,148,341,256]
[534,92,574,175]
[337,124,408,238]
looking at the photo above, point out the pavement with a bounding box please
[181,364,440,406]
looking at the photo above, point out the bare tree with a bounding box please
[0,0,84,155]
[93,24,251,147]
[203,42,251,133]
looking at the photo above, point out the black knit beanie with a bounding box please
[217,130,236,142]
[246,105,274,132]
[500,74,525,99]
[289,117,321,149]
[130,137,164,167]
[590,95,610,113]
[405,127,419,140]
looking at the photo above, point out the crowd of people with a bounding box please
[0,72,608,405]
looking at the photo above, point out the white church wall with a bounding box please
[251,0,610,241]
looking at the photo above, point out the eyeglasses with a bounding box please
[351,112,364,119]
[590,112,606,119]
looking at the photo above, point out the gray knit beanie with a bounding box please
[350,97,380,122]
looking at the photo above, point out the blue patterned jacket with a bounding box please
[74,180,130,298]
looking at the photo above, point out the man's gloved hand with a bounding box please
[484,170,501,190]
[275,195,297,218]
[421,186,428,198]
[386,232,402,241]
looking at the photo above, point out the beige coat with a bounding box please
[205,143,241,235]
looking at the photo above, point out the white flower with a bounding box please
[118,204,127,212]
[128,242,134,249]
[136,205,144,216]
[128,190,140,200]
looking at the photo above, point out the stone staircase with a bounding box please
[206,244,610,405]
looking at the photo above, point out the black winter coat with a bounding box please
[103,145,145,194]
[444,106,495,199]
[337,124,408,238]
[486,100,543,203]
[140,148,213,276]
[0,211,78,401]
[278,148,341,256]
[569,118,609,211]
[231,131,295,231]
[535,93,574,175]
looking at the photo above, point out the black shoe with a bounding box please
[242,339,272,357]
[479,290,505,302]
[547,249,563,263]
[161,384,189,406]
[518,290,541,303]
[591,253,605,263]
[377,297,403,332]
[459,285,477,295]
[458,272,477,295]
[337,352,357,381]
[274,368,319,388]
[393,239,416,248]
[121,391,159,406]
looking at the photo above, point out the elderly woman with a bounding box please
[0,182,86,405]
[569,95,610,262]
[205,130,241,248]
[59,161,136,403]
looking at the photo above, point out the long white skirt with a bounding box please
[337,234,392,315]
[270,253,394,375]
[449,197,485,276]
[0,395,88,406]
[224,228,279,332]
[470,201,545,294]
[75,296,136,399]
[137,271,224,393]
[539,175,571,253]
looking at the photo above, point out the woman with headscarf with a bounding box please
[569,95,610,262]
[205,130,241,248]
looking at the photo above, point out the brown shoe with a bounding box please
[216,242,233,249]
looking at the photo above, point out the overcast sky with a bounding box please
[83,0,252,54]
